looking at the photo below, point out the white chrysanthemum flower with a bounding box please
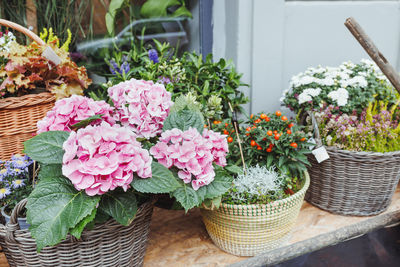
[328,88,349,106]
[298,92,312,104]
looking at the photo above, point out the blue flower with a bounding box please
[0,168,9,180]
[148,49,159,63]
[12,179,25,189]
[0,187,11,199]
[120,61,130,75]
[109,59,119,75]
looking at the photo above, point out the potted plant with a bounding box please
[88,40,249,123]
[0,78,232,266]
[0,21,92,160]
[281,59,400,216]
[0,155,34,229]
[201,111,311,256]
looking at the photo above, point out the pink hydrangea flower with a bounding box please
[149,127,228,190]
[62,122,152,196]
[108,78,173,139]
[37,95,115,133]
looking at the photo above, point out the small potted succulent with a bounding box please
[281,59,400,216]
[0,155,34,229]
[201,111,311,256]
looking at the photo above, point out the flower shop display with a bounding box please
[88,40,248,123]
[0,155,34,229]
[0,20,91,160]
[201,111,311,256]
[282,60,400,216]
[0,78,232,266]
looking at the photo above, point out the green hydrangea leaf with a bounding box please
[132,162,181,193]
[98,189,137,226]
[70,114,103,130]
[197,174,232,200]
[163,109,204,134]
[24,131,70,164]
[26,177,100,252]
[69,208,97,239]
[38,164,63,180]
[172,184,201,212]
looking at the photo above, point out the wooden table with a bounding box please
[1,185,399,267]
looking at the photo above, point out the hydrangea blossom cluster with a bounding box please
[108,78,173,139]
[281,59,396,115]
[150,127,228,190]
[62,122,152,196]
[37,95,115,133]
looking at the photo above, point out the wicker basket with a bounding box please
[305,111,400,216]
[0,199,154,267]
[0,19,56,160]
[306,148,400,216]
[0,93,56,160]
[201,172,310,256]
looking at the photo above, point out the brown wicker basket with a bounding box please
[0,93,55,160]
[0,19,56,160]
[0,199,154,267]
[306,112,400,216]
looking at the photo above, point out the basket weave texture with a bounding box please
[306,147,400,216]
[0,92,55,160]
[201,172,310,256]
[0,199,154,267]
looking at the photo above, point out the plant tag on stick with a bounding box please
[312,146,330,163]
[308,138,316,150]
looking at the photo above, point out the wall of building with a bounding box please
[212,0,400,114]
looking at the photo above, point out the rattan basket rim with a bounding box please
[326,146,400,157]
[0,199,153,238]
[0,92,56,109]
[219,171,310,210]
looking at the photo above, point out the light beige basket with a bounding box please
[201,172,310,256]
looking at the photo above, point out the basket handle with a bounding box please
[5,198,28,243]
[307,111,323,147]
[0,19,45,46]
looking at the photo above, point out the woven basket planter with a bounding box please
[201,172,310,256]
[306,147,400,216]
[0,92,56,160]
[0,199,154,267]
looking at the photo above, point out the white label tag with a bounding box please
[308,138,316,150]
[312,146,330,163]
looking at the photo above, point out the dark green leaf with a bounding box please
[38,164,63,180]
[172,184,200,212]
[132,162,181,193]
[171,6,193,18]
[225,165,243,174]
[197,174,232,200]
[99,189,137,226]
[69,208,97,239]
[24,131,70,164]
[70,115,103,130]
[163,109,205,134]
[26,177,100,252]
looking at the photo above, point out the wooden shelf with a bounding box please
[0,185,399,267]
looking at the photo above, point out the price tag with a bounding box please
[312,146,330,163]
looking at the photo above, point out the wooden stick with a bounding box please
[228,102,247,174]
[344,17,400,94]
[26,0,38,34]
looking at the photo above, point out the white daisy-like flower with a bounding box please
[0,188,11,199]
[328,88,349,106]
